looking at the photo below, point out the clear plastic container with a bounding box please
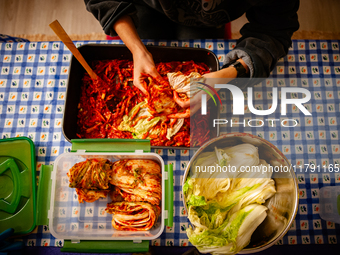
[48,152,169,242]
[319,186,340,224]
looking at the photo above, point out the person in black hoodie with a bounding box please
[84,0,299,107]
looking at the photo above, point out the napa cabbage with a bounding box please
[184,143,277,255]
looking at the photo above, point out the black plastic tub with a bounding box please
[62,44,220,149]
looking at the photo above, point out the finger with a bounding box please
[173,91,190,108]
[173,91,183,107]
[134,79,149,96]
[173,91,182,105]
[149,68,163,81]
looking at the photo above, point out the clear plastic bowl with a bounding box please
[319,186,340,224]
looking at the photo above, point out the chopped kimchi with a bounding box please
[77,60,212,147]
[67,158,163,231]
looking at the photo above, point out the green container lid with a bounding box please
[0,137,174,253]
[0,137,36,235]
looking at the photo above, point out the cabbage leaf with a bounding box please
[118,101,161,139]
[187,204,268,255]
[184,143,277,255]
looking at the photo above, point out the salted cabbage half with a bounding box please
[184,143,277,255]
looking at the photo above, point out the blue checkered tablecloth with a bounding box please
[0,39,340,248]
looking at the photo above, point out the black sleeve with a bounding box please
[84,0,137,36]
[225,0,300,81]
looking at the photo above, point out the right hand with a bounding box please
[132,50,162,96]
[112,15,162,96]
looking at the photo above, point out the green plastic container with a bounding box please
[0,138,174,253]
[0,137,37,235]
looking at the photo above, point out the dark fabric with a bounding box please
[84,0,136,36]
[131,4,225,39]
[84,0,226,39]
[84,0,300,79]
[236,0,300,79]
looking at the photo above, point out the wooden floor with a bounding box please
[0,0,339,41]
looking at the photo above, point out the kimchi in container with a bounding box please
[62,44,220,150]
[46,139,173,253]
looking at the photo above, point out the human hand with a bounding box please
[173,91,189,108]
[172,59,248,115]
[173,89,208,116]
[112,15,163,95]
[132,50,162,96]
[172,74,226,116]
[173,68,236,115]
[172,68,232,115]
[172,91,202,117]
[203,58,248,79]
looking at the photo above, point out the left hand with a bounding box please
[172,58,249,115]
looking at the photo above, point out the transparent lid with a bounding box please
[49,152,165,241]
